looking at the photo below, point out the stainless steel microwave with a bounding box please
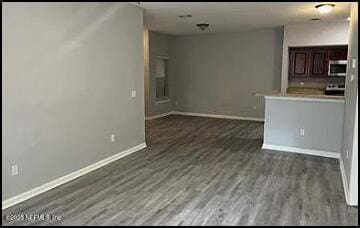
[328,60,347,77]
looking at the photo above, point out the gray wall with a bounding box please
[341,2,358,203]
[2,3,144,200]
[145,31,175,117]
[264,98,344,153]
[170,28,283,118]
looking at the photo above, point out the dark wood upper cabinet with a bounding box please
[289,49,309,78]
[309,49,328,77]
[329,46,348,60]
[289,45,348,81]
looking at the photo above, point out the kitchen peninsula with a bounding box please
[255,90,345,158]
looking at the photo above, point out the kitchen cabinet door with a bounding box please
[289,49,309,78]
[329,46,348,60]
[309,49,328,77]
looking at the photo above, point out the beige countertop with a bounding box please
[286,87,325,95]
[254,90,345,101]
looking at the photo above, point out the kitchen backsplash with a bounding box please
[289,77,346,88]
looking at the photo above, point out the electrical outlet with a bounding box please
[299,128,305,136]
[110,134,116,142]
[131,90,136,98]
[11,165,18,176]
[350,74,355,81]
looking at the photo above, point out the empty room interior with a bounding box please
[2,2,359,226]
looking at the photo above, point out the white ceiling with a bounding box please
[131,2,351,35]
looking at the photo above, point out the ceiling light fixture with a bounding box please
[315,3,335,14]
[196,23,209,31]
[347,17,351,21]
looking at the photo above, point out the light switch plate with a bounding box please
[352,59,356,68]
[131,90,136,98]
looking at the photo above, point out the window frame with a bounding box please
[154,55,170,102]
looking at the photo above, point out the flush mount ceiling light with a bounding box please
[347,17,351,21]
[315,3,335,14]
[196,23,209,31]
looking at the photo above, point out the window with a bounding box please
[155,56,169,100]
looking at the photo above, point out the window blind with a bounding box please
[155,58,166,78]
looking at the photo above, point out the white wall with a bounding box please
[341,2,358,206]
[2,2,144,201]
[349,94,358,205]
[281,22,350,92]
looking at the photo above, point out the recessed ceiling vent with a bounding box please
[196,23,210,31]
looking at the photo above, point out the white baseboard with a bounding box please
[172,111,264,122]
[2,143,147,210]
[339,157,352,205]
[340,157,357,206]
[145,112,173,120]
[145,111,264,122]
[262,144,340,159]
